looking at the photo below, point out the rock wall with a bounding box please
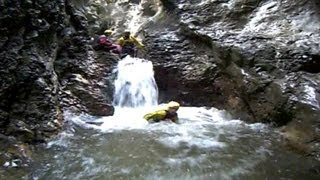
[145,0,320,159]
[0,0,115,164]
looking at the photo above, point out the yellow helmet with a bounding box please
[167,101,180,110]
[104,29,113,35]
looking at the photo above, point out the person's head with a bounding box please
[167,101,180,112]
[104,29,113,36]
[100,35,107,38]
[123,31,131,39]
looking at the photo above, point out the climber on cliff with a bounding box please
[93,29,121,54]
[143,101,180,123]
[116,31,145,58]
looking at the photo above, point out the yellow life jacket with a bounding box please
[117,36,144,48]
[143,110,178,123]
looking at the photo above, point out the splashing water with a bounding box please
[82,56,160,132]
[113,56,158,108]
[20,53,319,180]
[27,106,319,180]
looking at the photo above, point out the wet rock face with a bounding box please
[0,0,116,163]
[0,0,66,142]
[145,0,320,157]
[0,0,66,164]
[55,0,117,117]
[146,0,320,121]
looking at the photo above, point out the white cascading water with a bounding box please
[69,1,164,132]
[86,56,159,131]
[112,56,158,108]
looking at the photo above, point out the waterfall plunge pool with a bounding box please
[4,57,319,179]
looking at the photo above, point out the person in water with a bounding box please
[143,101,180,123]
[116,31,145,58]
[94,29,121,54]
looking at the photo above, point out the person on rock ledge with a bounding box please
[116,31,145,58]
[143,101,180,123]
[93,29,121,54]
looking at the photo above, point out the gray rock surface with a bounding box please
[145,0,320,159]
[0,0,116,164]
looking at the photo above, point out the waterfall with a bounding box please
[65,1,164,131]
[112,56,159,108]
[107,1,162,108]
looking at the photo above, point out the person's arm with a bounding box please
[130,36,144,48]
[168,111,178,123]
[172,116,178,123]
[116,37,124,47]
[105,38,113,46]
[143,113,154,121]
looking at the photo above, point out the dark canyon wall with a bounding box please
[145,0,320,158]
[0,0,115,164]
